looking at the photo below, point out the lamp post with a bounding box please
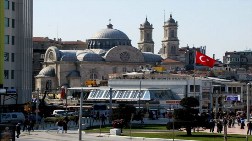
[109,88,113,123]
[139,80,141,112]
[36,88,40,124]
[247,83,251,122]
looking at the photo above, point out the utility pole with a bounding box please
[35,88,40,124]
[109,88,113,123]
[247,83,251,122]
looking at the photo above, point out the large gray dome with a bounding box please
[87,23,131,50]
[91,28,129,40]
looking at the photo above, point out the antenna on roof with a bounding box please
[56,24,58,40]
[109,19,111,24]
[164,10,166,25]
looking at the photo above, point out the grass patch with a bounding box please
[84,124,252,141]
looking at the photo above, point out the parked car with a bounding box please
[0,112,25,124]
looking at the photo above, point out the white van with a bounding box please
[52,110,66,116]
[0,112,25,124]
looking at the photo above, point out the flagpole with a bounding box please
[194,50,196,98]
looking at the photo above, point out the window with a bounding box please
[11,53,14,62]
[4,52,9,61]
[4,0,9,9]
[40,54,45,59]
[112,67,117,73]
[4,35,10,44]
[4,17,9,27]
[11,2,15,11]
[11,19,15,28]
[171,30,175,37]
[122,67,127,73]
[4,70,9,79]
[11,36,15,45]
[11,70,14,79]
[190,85,200,92]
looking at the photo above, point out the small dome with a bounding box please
[60,51,77,61]
[37,66,55,77]
[143,17,151,26]
[77,52,104,61]
[167,14,176,24]
[67,70,80,78]
[142,52,163,62]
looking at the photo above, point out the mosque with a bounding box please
[35,15,181,91]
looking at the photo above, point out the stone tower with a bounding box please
[160,14,179,59]
[138,17,154,53]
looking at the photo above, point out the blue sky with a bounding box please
[33,0,252,60]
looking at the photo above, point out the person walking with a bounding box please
[57,120,63,134]
[100,114,106,126]
[217,121,223,133]
[16,123,21,138]
[240,118,245,129]
[247,121,252,135]
[209,119,215,133]
[63,120,68,133]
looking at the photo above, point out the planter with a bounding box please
[110,128,121,135]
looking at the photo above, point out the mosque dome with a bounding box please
[87,22,131,50]
[91,24,129,40]
[77,52,104,61]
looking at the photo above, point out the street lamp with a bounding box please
[247,83,251,122]
[139,80,141,112]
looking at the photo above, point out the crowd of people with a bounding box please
[208,111,252,135]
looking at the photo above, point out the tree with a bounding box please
[112,104,136,127]
[174,97,199,136]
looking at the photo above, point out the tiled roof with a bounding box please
[62,41,86,45]
[162,58,181,63]
[33,37,48,42]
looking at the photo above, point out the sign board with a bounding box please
[226,95,240,101]
[0,89,6,94]
[166,100,180,105]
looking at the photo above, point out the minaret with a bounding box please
[138,17,154,53]
[160,14,179,59]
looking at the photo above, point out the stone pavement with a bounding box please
[201,123,249,135]
[13,120,252,141]
[16,130,196,141]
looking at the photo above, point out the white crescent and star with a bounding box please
[199,55,209,62]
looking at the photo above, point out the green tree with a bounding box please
[112,104,136,126]
[174,97,199,136]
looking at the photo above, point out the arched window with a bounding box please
[171,46,176,54]
[90,73,97,79]
[171,30,175,38]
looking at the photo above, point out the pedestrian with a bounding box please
[240,118,245,129]
[217,121,223,133]
[29,120,35,131]
[23,118,29,131]
[57,120,63,134]
[247,121,252,135]
[16,123,21,138]
[101,114,106,126]
[74,115,79,126]
[63,120,68,133]
[209,119,215,133]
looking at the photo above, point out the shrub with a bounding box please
[112,119,124,128]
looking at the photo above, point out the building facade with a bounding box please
[32,37,87,91]
[1,0,33,105]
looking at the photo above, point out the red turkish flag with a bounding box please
[195,51,216,68]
